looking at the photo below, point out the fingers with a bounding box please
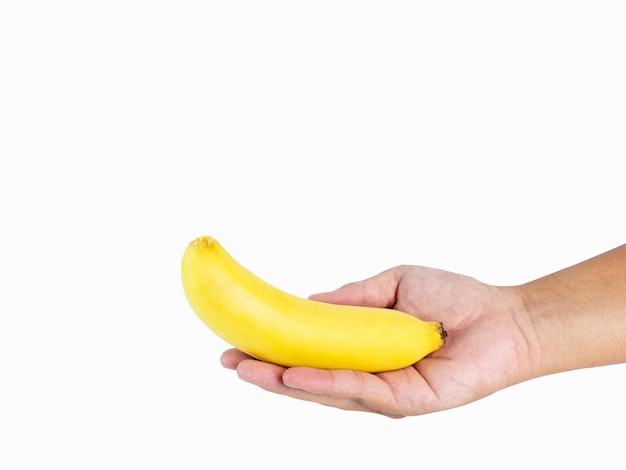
[242,362,402,417]
[308,266,406,309]
[221,349,407,417]
[220,348,253,369]
[282,367,404,417]
[222,349,320,402]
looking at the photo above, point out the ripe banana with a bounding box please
[181,236,446,372]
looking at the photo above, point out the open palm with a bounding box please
[221,265,534,418]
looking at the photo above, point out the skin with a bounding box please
[221,244,626,418]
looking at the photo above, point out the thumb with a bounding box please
[308,266,404,309]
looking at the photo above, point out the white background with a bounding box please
[1,1,625,468]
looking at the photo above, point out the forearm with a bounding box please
[516,244,626,378]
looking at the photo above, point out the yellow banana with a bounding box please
[181,236,446,372]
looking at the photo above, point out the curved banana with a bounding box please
[181,236,446,372]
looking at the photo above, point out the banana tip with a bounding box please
[191,235,214,248]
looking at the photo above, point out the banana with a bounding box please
[181,236,446,372]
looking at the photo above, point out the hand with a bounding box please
[221,264,536,418]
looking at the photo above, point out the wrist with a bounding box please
[514,282,572,378]
[497,285,546,383]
